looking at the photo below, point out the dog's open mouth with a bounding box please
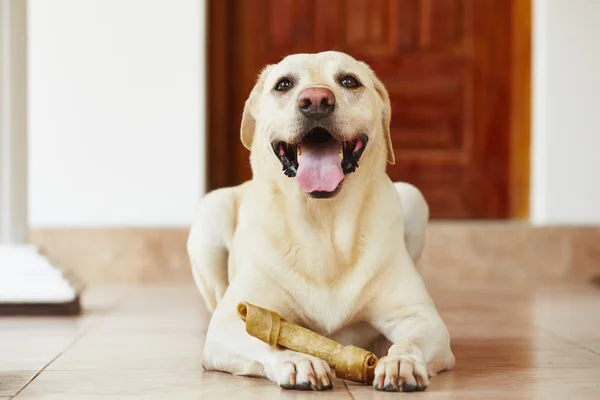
[271,127,368,198]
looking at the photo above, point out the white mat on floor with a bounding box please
[0,244,76,303]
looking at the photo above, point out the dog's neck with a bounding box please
[273,173,383,282]
[247,140,390,281]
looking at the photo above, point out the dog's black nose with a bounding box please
[297,88,335,119]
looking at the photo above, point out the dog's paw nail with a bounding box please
[321,377,330,386]
[295,381,312,391]
[382,383,399,392]
[401,382,419,392]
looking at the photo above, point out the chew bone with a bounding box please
[237,302,378,384]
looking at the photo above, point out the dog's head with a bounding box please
[241,51,394,199]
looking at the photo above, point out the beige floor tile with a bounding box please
[47,332,204,371]
[88,284,209,334]
[0,286,131,373]
[579,339,600,354]
[347,369,600,399]
[91,311,207,334]
[452,342,600,369]
[80,285,132,313]
[16,370,352,398]
[532,290,600,342]
[0,335,75,371]
[435,368,600,394]
[17,397,155,400]
[451,332,577,351]
[112,284,202,312]
[0,315,92,338]
[16,391,349,400]
[16,370,200,397]
[0,371,36,396]
[6,283,600,398]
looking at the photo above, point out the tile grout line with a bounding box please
[12,286,135,398]
[12,332,85,398]
[342,380,357,400]
[537,325,600,357]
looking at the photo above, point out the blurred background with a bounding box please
[1,0,599,285]
[23,0,600,225]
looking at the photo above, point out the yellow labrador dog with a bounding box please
[188,51,455,392]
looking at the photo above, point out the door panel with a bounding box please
[210,0,524,219]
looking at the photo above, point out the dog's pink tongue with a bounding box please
[296,140,344,193]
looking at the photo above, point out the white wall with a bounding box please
[25,0,600,226]
[28,0,205,227]
[531,0,600,224]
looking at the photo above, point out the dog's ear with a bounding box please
[241,65,274,150]
[373,75,395,165]
[365,65,395,165]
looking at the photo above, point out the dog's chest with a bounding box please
[279,245,375,336]
[293,280,367,336]
[288,223,363,276]
[252,205,386,335]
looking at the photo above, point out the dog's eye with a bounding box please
[275,79,293,92]
[340,75,361,89]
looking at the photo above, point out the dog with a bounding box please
[187,51,455,392]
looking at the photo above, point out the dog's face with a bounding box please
[241,51,394,199]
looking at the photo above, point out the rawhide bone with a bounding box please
[237,301,378,384]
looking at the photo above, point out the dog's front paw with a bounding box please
[271,352,334,391]
[373,354,429,392]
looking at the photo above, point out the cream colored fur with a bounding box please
[188,51,454,392]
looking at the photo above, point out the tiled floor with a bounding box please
[2,281,600,399]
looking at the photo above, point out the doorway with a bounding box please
[207,0,531,219]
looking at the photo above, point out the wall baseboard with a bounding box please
[30,223,600,285]
[30,228,191,283]
[418,222,599,284]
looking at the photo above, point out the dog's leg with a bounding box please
[203,272,335,390]
[367,252,455,392]
[394,182,429,264]
[187,186,242,312]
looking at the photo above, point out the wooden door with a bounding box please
[208,0,530,219]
